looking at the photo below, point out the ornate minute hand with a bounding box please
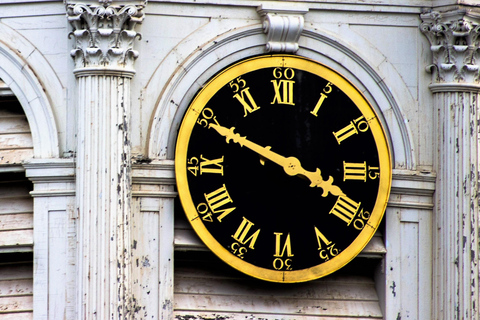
[209,123,345,197]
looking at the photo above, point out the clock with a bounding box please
[175,54,391,283]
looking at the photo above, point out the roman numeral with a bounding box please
[314,226,332,250]
[204,184,235,222]
[233,87,261,117]
[188,155,224,176]
[271,80,295,105]
[310,82,333,117]
[314,226,340,261]
[310,93,328,117]
[343,161,367,181]
[232,217,261,249]
[329,195,361,225]
[333,115,370,144]
[199,155,224,175]
[273,232,294,257]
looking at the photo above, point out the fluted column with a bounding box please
[420,9,480,320]
[66,2,144,319]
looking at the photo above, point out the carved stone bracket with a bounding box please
[420,9,480,85]
[257,4,308,53]
[66,1,145,75]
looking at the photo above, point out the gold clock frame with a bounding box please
[175,55,392,283]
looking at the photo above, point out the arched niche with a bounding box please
[146,23,415,170]
[0,22,61,159]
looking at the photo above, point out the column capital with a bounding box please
[420,8,480,86]
[66,1,145,76]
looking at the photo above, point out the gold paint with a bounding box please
[314,226,339,262]
[273,232,294,258]
[343,161,367,182]
[203,184,235,222]
[199,155,224,175]
[175,54,392,283]
[231,217,260,249]
[329,195,361,225]
[310,82,333,117]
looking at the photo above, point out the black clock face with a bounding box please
[175,55,391,282]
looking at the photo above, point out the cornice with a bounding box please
[391,169,435,195]
[66,1,145,74]
[132,160,175,185]
[429,82,480,92]
[23,158,76,197]
[24,158,76,183]
[132,160,177,198]
[388,169,436,210]
[420,8,480,85]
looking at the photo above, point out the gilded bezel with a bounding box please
[175,54,392,283]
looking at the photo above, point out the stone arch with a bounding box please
[146,22,415,170]
[0,22,61,158]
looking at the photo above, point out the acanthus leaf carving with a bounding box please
[420,9,480,84]
[66,2,144,73]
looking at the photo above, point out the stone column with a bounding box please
[420,9,480,320]
[66,2,144,319]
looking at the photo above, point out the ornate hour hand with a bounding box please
[209,123,345,197]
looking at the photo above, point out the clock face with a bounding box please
[175,55,391,283]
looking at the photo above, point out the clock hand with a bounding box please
[209,123,345,197]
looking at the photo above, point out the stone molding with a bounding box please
[24,159,76,197]
[132,160,177,198]
[0,24,61,158]
[388,169,435,210]
[420,9,480,85]
[66,1,145,75]
[257,4,308,53]
[132,160,175,185]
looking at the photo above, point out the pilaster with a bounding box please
[24,159,76,320]
[131,161,176,320]
[66,1,144,318]
[420,8,480,320]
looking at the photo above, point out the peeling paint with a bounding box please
[141,256,150,267]
[175,315,231,320]
[390,281,397,297]
[162,299,172,310]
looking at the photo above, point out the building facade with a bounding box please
[0,0,478,319]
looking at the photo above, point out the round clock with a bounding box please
[175,54,391,283]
